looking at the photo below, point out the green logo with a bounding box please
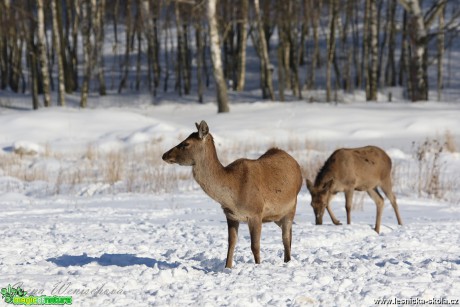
[1,284,72,305]
[1,284,27,304]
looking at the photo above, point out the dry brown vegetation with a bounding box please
[0,134,458,203]
[391,133,459,202]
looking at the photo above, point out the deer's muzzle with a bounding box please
[162,150,175,164]
[315,215,323,225]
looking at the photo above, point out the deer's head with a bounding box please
[306,179,333,225]
[162,120,210,166]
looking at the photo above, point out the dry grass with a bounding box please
[1,134,458,203]
[444,130,457,153]
[387,136,458,203]
[104,151,123,185]
[0,139,194,195]
[414,138,444,198]
[351,192,365,211]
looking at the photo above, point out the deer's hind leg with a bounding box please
[276,216,293,263]
[380,178,403,226]
[248,217,262,264]
[367,188,384,233]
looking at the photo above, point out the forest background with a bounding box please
[1,0,459,112]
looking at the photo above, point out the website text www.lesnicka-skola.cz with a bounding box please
[374,297,460,305]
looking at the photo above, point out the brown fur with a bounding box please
[162,121,303,268]
[306,146,403,233]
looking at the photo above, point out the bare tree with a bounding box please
[253,0,274,100]
[118,0,133,93]
[80,0,92,108]
[0,0,7,90]
[175,1,192,95]
[26,0,39,109]
[37,0,51,107]
[437,3,446,101]
[306,0,322,90]
[236,0,248,91]
[193,1,206,103]
[66,0,80,92]
[141,0,161,95]
[367,0,378,101]
[384,0,397,87]
[397,0,428,101]
[94,0,107,95]
[51,0,66,106]
[326,0,338,102]
[208,0,229,113]
[4,2,27,93]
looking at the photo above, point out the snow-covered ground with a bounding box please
[0,99,459,306]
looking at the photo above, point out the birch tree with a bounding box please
[26,0,38,109]
[207,0,229,113]
[307,0,322,90]
[253,0,274,100]
[80,0,92,108]
[66,0,80,92]
[141,0,160,95]
[235,0,248,91]
[397,0,428,101]
[384,0,397,87]
[326,0,338,102]
[37,0,51,107]
[51,0,65,106]
[0,0,7,90]
[437,3,446,101]
[193,1,205,103]
[175,1,191,95]
[367,0,378,101]
[93,0,106,95]
[118,0,132,93]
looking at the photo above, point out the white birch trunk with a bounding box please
[437,4,445,101]
[51,0,65,106]
[207,0,229,113]
[397,0,428,101]
[368,0,378,101]
[37,0,51,107]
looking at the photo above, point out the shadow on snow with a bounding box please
[47,253,180,269]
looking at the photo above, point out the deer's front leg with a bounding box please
[345,190,354,224]
[225,218,239,268]
[326,204,342,225]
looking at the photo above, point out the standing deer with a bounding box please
[162,121,303,268]
[306,146,403,233]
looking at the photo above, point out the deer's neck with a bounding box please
[192,138,233,206]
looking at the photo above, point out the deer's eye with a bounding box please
[178,142,189,150]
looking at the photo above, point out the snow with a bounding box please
[0,99,459,306]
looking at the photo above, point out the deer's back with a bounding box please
[225,148,302,213]
[320,146,392,190]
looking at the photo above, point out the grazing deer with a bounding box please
[162,121,303,268]
[306,146,403,233]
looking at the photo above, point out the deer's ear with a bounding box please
[197,120,209,139]
[322,179,333,191]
